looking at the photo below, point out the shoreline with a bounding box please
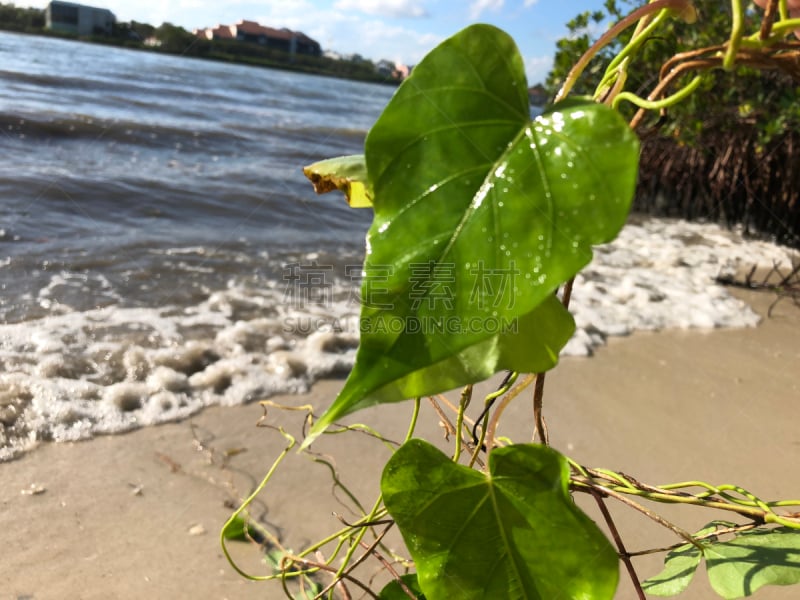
[1,288,798,599]
[0,28,401,87]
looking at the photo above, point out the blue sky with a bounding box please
[21,0,612,84]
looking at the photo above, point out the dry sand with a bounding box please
[1,289,798,600]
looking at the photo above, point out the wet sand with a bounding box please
[1,289,798,599]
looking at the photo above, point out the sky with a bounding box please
[19,0,613,84]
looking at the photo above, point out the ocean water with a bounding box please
[0,31,795,461]
[0,31,390,459]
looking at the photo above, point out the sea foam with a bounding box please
[0,219,795,460]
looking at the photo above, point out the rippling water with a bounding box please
[0,31,394,459]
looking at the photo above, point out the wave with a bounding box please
[0,111,250,148]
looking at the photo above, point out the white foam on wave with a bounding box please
[0,219,795,460]
[0,277,360,460]
[562,220,795,355]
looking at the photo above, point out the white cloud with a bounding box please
[525,54,552,85]
[469,0,504,20]
[333,0,428,18]
[248,8,440,65]
[524,0,539,6]
[355,19,441,62]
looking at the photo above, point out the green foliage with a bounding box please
[305,25,639,444]
[153,22,196,53]
[642,522,723,596]
[0,2,44,32]
[705,527,800,598]
[547,0,800,144]
[381,440,618,600]
[645,522,800,598]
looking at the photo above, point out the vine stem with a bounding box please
[573,477,701,548]
[556,0,695,102]
[760,0,780,40]
[591,491,646,600]
[485,373,536,456]
[723,0,745,69]
[316,523,393,599]
[531,373,549,445]
[453,385,472,461]
[220,428,296,581]
[531,276,575,444]
[627,523,758,557]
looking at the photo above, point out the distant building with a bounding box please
[194,20,321,57]
[374,59,410,81]
[394,63,411,80]
[45,1,116,36]
[528,84,549,106]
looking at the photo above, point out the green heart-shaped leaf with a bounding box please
[644,522,800,599]
[642,521,732,596]
[705,527,800,599]
[304,25,638,444]
[381,440,619,600]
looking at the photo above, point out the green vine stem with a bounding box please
[595,8,671,101]
[220,428,296,581]
[768,18,800,37]
[612,74,703,111]
[555,0,696,102]
[484,373,536,458]
[723,0,745,69]
[571,468,800,533]
[453,385,472,462]
[468,372,519,467]
[326,397,422,597]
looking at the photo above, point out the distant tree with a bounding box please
[155,22,197,53]
[547,0,800,244]
[130,20,155,41]
[0,2,45,32]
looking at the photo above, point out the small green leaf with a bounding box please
[303,154,373,207]
[379,574,426,599]
[304,24,638,445]
[381,440,619,600]
[642,522,730,596]
[221,514,249,541]
[705,527,800,599]
[642,543,704,596]
[645,523,800,599]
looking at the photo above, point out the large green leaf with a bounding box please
[642,542,704,596]
[304,25,638,444]
[705,527,800,598]
[381,440,619,600]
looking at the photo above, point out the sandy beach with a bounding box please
[1,288,798,600]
